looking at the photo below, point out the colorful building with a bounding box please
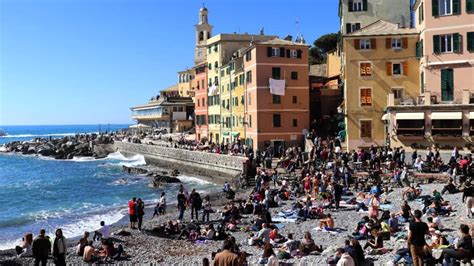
[385,0,474,151]
[242,38,310,151]
[177,69,194,98]
[343,20,420,150]
[193,63,208,141]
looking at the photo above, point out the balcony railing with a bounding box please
[388,90,472,107]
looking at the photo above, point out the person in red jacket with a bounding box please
[128,197,137,229]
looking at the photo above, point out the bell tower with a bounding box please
[194,5,213,65]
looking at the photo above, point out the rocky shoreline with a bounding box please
[0,134,114,160]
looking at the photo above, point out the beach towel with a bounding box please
[269,78,285,96]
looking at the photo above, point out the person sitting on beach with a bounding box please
[363,229,383,250]
[76,231,90,256]
[15,233,33,258]
[299,231,322,255]
[99,239,124,261]
[269,228,285,244]
[319,214,335,231]
[388,213,399,234]
[429,230,448,249]
[257,243,279,266]
[441,178,459,195]
[278,233,298,258]
[93,221,110,241]
[198,224,216,241]
[252,223,271,246]
[439,224,472,265]
[83,241,98,263]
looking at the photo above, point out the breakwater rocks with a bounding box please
[1,134,114,160]
[122,166,181,187]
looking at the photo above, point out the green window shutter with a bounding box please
[416,41,422,58]
[453,0,461,14]
[363,0,368,11]
[468,0,474,12]
[453,33,461,53]
[432,0,439,16]
[441,69,454,101]
[468,32,474,52]
[433,35,440,54]
[421,72,424,93]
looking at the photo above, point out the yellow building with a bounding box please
[177,69,194,99]
[206,33,276,144]
[343,20,419,151]
[231,55,246,142]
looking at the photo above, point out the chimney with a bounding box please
[283,35,293,41]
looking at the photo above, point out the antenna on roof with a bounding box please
[295,17,303,43]
[259,27,264,35]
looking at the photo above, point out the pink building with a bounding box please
[193,63,208,141]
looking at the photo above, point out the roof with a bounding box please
[207,33,277,45]
[346,20,418,37]
[256,38,309,47]
[161,84,179,92]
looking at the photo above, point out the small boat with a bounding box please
[0,129,6,137]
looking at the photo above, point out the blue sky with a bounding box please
[0,0,339,125]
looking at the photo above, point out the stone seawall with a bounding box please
[113,142,247,184]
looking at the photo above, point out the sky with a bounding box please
[0,0,339,125]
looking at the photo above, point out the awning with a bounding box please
[431,112,462,120]
[222,132,230,136]
[396,112,424,120]
[381,114,390,121]
[231,132,240,137]
[470,112,474,119]
[129,124,152,128]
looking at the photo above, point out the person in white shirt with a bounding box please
[93,221,110,241]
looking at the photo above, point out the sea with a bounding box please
[0,125,218,250]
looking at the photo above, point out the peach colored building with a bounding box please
[242,39,310,151]
[193,63,208,141]
[384,0,474,151]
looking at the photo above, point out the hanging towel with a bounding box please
[208,84,217,96]
[269,78,286,96]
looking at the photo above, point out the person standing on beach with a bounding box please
[189,189,202,220]
[407,210,429,266]
[32,229,51,266]
[128,197,137,229]
[52,229,67,266]
[136,198,145,231]
[177,188,186,222]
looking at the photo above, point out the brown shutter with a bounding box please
[371,38,376,49]
[386,62,392,76]
[354,39,360,50]
[402,37,408,49]
[386,38,391,49]
[402,61,409,75]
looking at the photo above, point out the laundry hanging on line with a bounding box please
[269,78,286,96]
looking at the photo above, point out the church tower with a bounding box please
[194,5,213,65]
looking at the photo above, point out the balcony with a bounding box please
[388,90,472,107]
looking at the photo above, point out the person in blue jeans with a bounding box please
[392,248,413,264]
[177,189,186,221]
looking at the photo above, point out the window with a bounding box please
[248,94,251,105]
[214,61,218,68]
[293,119,298,127]
[201,80,204,89]
[441,68,454,101]
[208,47,211,54]
[214,44,218,52]
[360,88,372,106]
[439,0,453,15]
[360,120,372,138]
[359,39,372,50]
[197,99,200,107]
[291,71,298,80]
[468,32,474,52]
[249,115,252,127]
[208,64,212,70]
[246,71,252,84]
[419,2,424,24]
[241,95,245,105]
[433,34,461,53]
[391,38,402,49]
[392,88,404,99]
[214,76,218,85]
[392,63,402,75]
[292,96,297,104]
[245,51,252,61]
[272,47,281,57]
[273,114,281,127]
[421,72,425,93]
[272,67,281,79]
[468,0,474,12]
[349,0,367,11]
[272,95,281,104]
[416,40,424,58]
[290,50,298,58]
[359,62,372,77]
[346,23,361,34]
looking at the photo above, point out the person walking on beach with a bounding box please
[407,210,429,266]
[177,188,186,222]
[153,192,166,217]
[32,229,51,266]
[136,198,145,231]
[202,195,212,222]
[128,197,137,229]
[52,229,67,266]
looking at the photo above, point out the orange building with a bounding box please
[193,63,208,141]
[242,38,310,151]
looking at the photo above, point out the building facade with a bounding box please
[194,7,213,65]
[177,69,194,98]
[385,0,474,151]
[193,63,208,141]
[343,20,420,150]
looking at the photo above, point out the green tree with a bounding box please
[309,33,339,65]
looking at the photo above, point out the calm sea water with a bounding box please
[0,125,218,249]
